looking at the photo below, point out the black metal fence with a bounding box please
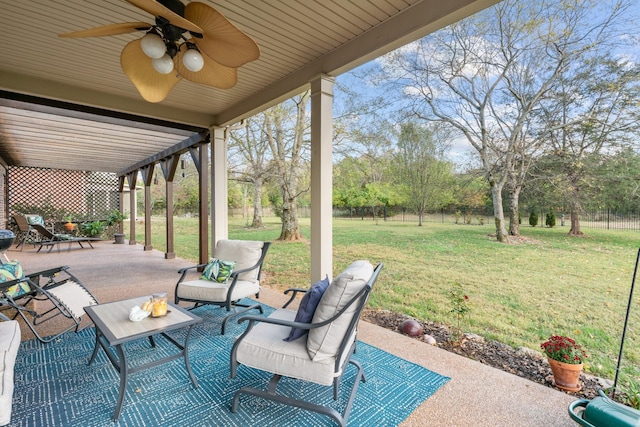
[341,206,640,231]
[565,209,640,231]
[231,205,640,231]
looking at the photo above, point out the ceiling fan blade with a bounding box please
[185,2,260,68]
[176,43,237,89]
[121,39,181,103]
[59,22,151,38]
[126,0,202,34]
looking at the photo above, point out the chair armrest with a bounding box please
[236,287,368,332]
[177,264,207,274]
[25,265,69,281]
[283,288,308,308]
[176,264,208,283]
[237,313,314,330]
[225,256,269,296]
[0,265,64,293]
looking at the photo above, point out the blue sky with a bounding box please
[333,0,640,169]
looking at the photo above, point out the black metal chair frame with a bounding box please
[0,265,98,342]
[174,241,271,334]
[12,214,40,251]
[230,263,383,427]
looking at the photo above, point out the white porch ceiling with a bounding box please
[0,0,500,174]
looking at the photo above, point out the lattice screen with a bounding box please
[8,167,120,223]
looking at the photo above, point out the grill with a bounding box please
[0,230,15,262]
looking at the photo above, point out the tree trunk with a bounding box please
[279,198,302,240]
[507,185,520,236]
[251,179,264,229]
[568,207,583,236]
[418,210,424,226]
[490,183,509,243]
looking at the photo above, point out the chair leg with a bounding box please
[221,304,263,335]
[231,360,366,427]
[16,233,27,251]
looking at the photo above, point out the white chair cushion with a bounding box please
[235,309,339,386]
[307,260,374,361]
[213,240,264,282]
[176,279,259,303]
[0,320,20,426]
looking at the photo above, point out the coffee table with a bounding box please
[84,296,202,421]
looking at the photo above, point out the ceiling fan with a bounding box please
[59,0,260,103]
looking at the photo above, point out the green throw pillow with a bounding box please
[201,258,236,283]
[0,261,30,298]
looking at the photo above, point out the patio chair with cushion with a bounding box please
[31,224,101,252]
[230,260,383,427]
[174,239,271,334]
[0,262,98,343]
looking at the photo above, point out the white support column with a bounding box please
[310,74,335,281]
[211,126,228,247]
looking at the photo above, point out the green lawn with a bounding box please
[129,216,640,385]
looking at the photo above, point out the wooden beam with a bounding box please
[119,131,208,176]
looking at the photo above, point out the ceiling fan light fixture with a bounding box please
[182,47,204,72]
[140,32,166,58]
[152,54,174,74]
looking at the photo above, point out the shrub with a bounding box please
[529,211,538,227]
[106,209,128,226]
[80,221,105,237]
[546,211,556,228]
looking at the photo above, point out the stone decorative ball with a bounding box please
[400,319,423,336]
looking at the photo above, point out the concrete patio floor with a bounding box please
[6,240,578,426]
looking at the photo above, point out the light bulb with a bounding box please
[182,49,204,72]
[140,33,166,59]
[152,54,174,74]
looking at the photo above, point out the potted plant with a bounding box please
[63,215,76,232]
[80,221,105,237]
[105,210,128,244]
[106,210,128,227]
[541,335,587,392]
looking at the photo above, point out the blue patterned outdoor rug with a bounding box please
[10,302,449,426]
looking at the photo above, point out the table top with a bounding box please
[84,296,202,345]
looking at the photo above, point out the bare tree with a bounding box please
[265,92,310,241]
[378,0,630,242]
[228,117,273,228]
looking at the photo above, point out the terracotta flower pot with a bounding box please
[548,357,582,392]
[64,222,76,231]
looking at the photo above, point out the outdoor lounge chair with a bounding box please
[12,214,40,251]
[230,260,383,427]
[175,240,270,334]
[0,263,98,343]
[31,224,101,252]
